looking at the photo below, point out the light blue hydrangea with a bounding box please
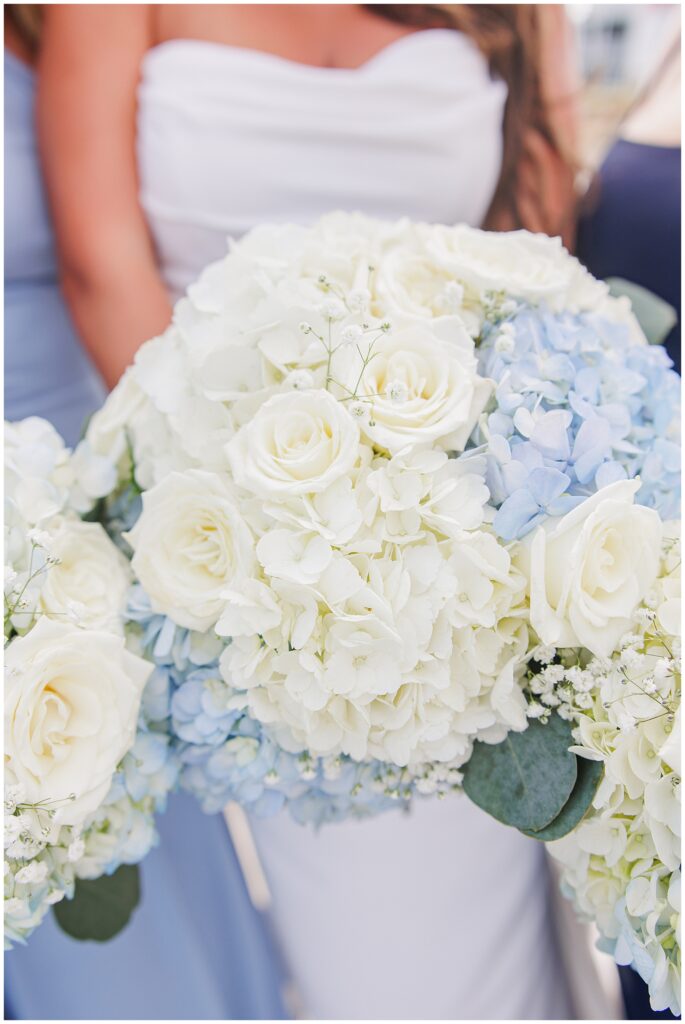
[476,306,680,540]
[124,587,456,827]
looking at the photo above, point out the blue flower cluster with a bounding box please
[476,306,680,540]
[88,680,178,876]
[124,588,455,827]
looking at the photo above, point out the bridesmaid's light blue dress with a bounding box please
[4,51,104,443]
[3,51,287,1021]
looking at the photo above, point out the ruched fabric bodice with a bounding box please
[4,52,104,444]
[137,30,507,297]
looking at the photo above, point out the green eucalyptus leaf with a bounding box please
[522,756,604,841]
[462,714,577,832]
[607,277,677,346]
[53,864,140,942]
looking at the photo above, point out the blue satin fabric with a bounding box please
[3,50,287,1020]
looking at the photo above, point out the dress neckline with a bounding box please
[143,28,465,77]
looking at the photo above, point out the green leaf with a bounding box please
[53,864,140,942]
[462,714,577,832]
[607,277,677,346]
[522,756,604,841]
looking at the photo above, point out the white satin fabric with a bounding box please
[136,30,577,1018]
[137,30,507,297]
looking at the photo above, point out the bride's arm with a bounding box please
[37,4,172,389]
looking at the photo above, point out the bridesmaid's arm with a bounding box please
[37,4,171,389]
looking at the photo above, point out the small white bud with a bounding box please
[442,281,464,310]
[535,644,556,665]
[320,299,346,321]
[340,324,364,347]
[387,379,408,405]
[67,837,85,862]
[27,528,52,550]
[654,658,674,679]
[284,369,314,391]
[348,289,371,313]
[495,332,515,355]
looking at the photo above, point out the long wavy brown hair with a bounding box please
[4,3,42,54]
[7,3,578,240]
[369,4,579,241]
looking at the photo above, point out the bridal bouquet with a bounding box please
[6,215,680,1009]
[4,419,177,946]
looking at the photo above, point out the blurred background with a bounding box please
[573,2,680,167]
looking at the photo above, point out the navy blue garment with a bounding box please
[619,962,679,1022]
[577,139,681,372]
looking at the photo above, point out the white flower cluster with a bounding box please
[86,215,656,771]
[4,419,152,945]
[85,214,629,492]
[532,527,681,1015]
[4,417,122,638]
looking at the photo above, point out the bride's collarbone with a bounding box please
[150,3,426,71]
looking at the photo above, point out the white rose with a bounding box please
[126,469,255,631]
[5,618,151,827]
[38,519,130,632]
[523,480,662,658]
[424,225,608,311]
[226,389,360,498]
[372,244,458,319]
[346,318,492,455]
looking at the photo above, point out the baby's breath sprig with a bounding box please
[4,538,62,642]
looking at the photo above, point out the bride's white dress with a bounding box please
[137,29,575,1019]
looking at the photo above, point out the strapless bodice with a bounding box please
[136,30,507,297]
